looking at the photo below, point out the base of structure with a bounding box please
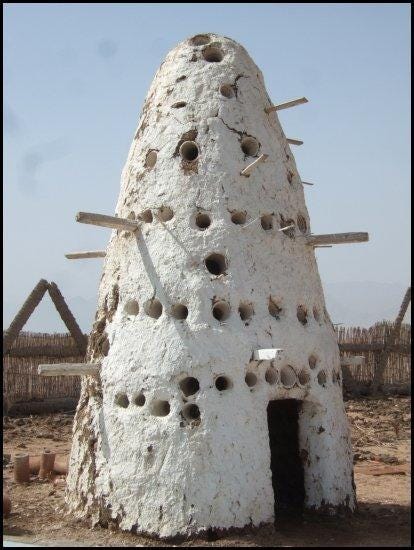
[69,502,355,542]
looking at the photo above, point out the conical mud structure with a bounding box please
[64,33,368,538]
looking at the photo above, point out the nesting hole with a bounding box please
[172,101,187,109]
[238,302,254,322]
[133,393,146,407]
[265,368,278,385]
[176,75,187,82]
[180,141,199,161]
[202,46,223,62]
[196,212,211,230]
[212,301,230,322]
[190,34,211,46]
[245,372,258,387]
[297,305,308,325]
[241,136,259,157]
[298,369,310,386]
[145,150,157,168]
[268,297,282,319]
[280,365,297,388]
[157,206,174,222]
[205,253,227,276]
[182,404,201,421]
[124,300,139,316]
[297,214,308,234]
[308,355,318,369]
[151,400,170,417]
[317,371,327,387]
[139,209,153,223]
[215,376,232,391]
[220,84,235,98]
[144,298,163,319]
[280,219,296,238]
[313,307,320,322]
[179,377,200,397]
[230,211,246,225]
[171,304,188,320]
[261,214,273,231]
[115,393,129,408]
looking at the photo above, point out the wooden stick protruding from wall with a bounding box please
[306,232,369,246]
[240,154,268,176]
[286,138,303,146]
[38,363,100,376]
[65,251,106,259]
[76,212,140,232]
[265,97,308,114]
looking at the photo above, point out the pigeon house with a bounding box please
[50,33,369,538]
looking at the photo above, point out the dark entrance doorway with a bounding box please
[267,399,305,515]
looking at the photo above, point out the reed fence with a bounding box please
[3,331,84,406]
[337,321,411,392]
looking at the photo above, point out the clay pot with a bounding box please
[39,450,56,480]
[3,491,11,518]
[14,453,30,483]
[53,458,68,475]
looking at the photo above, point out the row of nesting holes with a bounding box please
[125,295,322,325]
[131,207,307,237]
[114,363,341,415]
[114,375,232,421]
[145,135,261,167]
[245,362,341,389]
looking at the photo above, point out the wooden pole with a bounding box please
[240,154,268,176]
[3,279,49,355]
[286,138,303,146]
[65,251,106,259]
[265,97,308,114]
[301,181,314,186]
[371,287,411,394]
[306,232,369,246]
[47,282,88,355]
[38,363,100,376]
[76,212,140,232]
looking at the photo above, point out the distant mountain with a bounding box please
[3,282,410,333]
[323,281,411,327]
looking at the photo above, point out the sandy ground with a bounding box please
[3,396,411,547]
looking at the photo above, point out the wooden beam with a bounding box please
[306,232,369,246]
[286,138,303,146]
[38,363,100,376]
[76,212,140,232]
[240,154,268,177]
[7,344,83,358]
[48,282,87,355]
[65,251,106,259]
[301,181,314,186]
[265,97,308,114]
[3,279,49,355]
[338,342,411,354]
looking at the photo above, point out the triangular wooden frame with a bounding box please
[3,279,87,356]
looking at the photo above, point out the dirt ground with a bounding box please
[3,396,411,547]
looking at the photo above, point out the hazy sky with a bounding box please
[3,3,411,332]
